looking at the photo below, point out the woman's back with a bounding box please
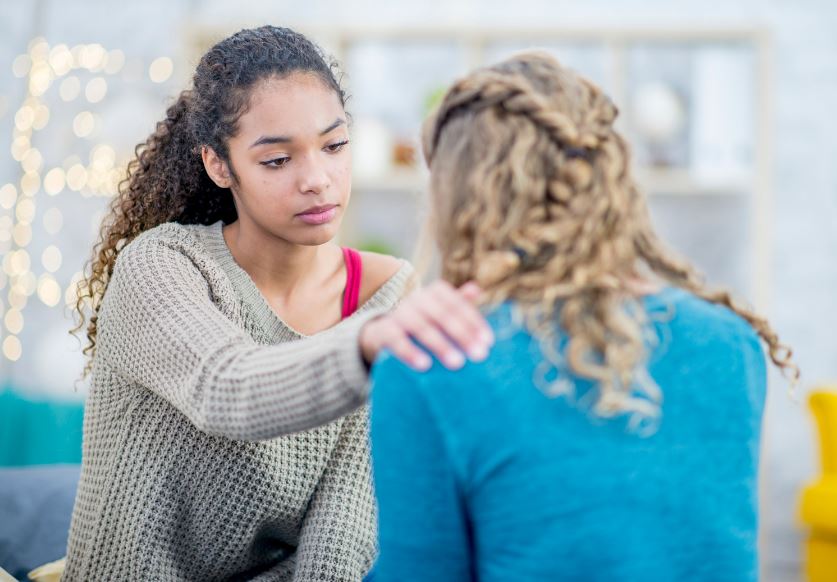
[370,287,766,582]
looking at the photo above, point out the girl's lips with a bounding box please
[297,206,337,225]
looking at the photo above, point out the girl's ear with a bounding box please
[201,146,234,189]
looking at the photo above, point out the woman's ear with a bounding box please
[201,146,233,189]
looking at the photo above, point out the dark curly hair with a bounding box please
[73,26,347,375]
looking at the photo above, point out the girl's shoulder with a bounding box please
[120,221,224,261]
[128,220,213,248]
[646,287,761,345]
[356,251,416,306]
[114,221,228,286]
[358,251,404,300]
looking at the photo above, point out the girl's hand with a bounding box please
[359,281,494,371]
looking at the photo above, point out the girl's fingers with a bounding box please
[394,300,464,370]
[362,317,432,371]
[458,281,483,302]
[414,286,484,364]
[362,280,495,372]
[388,333,432,372]
[428,282,494,353]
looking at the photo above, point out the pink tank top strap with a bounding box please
[341,247,362,319]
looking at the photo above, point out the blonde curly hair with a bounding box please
[420,51,797,424]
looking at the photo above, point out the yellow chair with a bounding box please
[800,388,837,581]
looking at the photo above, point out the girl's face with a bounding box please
[223,73,351,246]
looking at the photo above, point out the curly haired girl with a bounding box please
[63,26,492,581]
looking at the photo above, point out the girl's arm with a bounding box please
[97,233,384,441]
[369,355,473,581]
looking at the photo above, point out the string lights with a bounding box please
[1,37,174,363]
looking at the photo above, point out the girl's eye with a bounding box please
[260,157,290,168]
[325,140,349,153]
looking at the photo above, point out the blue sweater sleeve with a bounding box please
[369,355,473,582]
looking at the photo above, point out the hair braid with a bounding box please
[419,50,798,427]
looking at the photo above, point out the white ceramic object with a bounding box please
[351,117,393,181]
[632,81,686,144]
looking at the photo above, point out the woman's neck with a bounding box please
[221,219,340,299]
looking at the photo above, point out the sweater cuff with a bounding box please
[332,307,388,400]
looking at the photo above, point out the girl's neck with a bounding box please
[221,219,340,299]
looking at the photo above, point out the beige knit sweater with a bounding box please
[62,221,413,581]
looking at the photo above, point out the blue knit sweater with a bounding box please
[369,288,766,582]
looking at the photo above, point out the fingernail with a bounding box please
[481,330,495,345]
[468,344,488,361]
[414,354,432,371]
[444,351,465,369]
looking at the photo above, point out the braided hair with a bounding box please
[421,51,797,425]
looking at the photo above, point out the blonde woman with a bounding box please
[369,52,797,582]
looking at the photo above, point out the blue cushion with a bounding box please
[0,388,84,467]
[0,465,80,579]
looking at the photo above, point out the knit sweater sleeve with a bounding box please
[95,231,382,441]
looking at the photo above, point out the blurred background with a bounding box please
[0,0,835,580]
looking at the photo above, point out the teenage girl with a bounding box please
[63,26,492,581]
